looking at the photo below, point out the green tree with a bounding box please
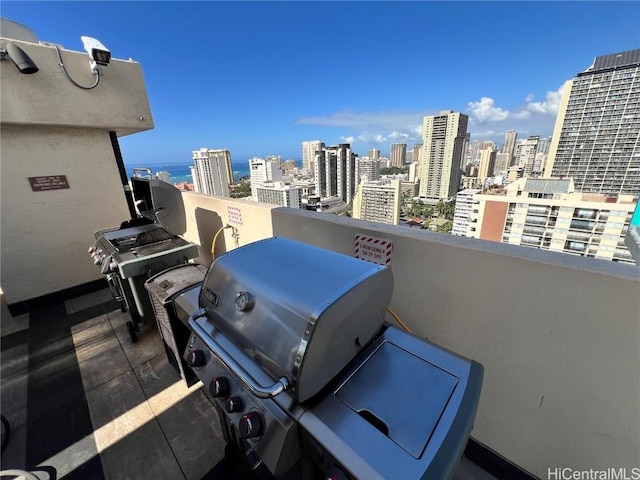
[435,200,455,220]
[436,221,453,233]
[230,182,252,198]
[380,166,409,175]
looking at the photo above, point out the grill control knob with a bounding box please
[209,376,229,398]
[225,396,243,413]
[186,349,206,368]
[88,246,96,254]
[234,291,254,312]
[93,257,102,265]
[238,411,262,439]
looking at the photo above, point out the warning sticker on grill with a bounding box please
[354,234,392,267]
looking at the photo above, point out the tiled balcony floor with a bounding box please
[0,289,495,480]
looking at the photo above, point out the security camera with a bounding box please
[1,43,39,74]
[81,36,110,73]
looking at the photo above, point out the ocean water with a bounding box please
[125,162,251,184]
[125,160,301,184]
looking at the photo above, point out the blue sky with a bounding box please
[3,1,639,166]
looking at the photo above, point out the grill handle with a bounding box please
[188,308,290,399]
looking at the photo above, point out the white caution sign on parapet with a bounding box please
[354,234,392,267]
[227,206,243,226]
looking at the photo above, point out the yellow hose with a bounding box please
[210,225,231,258]
[386,307,412,333]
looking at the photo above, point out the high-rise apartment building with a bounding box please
[478,146,497,186]
[533,137,552,176]
[545,49,640,196]
[501,130,518,167]
[409,161,421,183]
[514,136,540,178]
[390,143,407,167]
[359,158,381,182]
[419,110,469,200]
[461,133,471,167]
[353,180,401,225]
[464,178,636,264]
[249,157,282,200]
[302,140,324,174]
[191,148,232,197]
[537,136,551,156]
[315,144,360,203]
[265,155,282,169]
[493,153,511,175]
[412,144,423,165]
[282,159,297,173]
[367,148,381,160]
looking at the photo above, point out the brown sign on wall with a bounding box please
[28,175,70,192]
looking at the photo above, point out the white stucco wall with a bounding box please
[0,35,154,304]
[0,125,131,303]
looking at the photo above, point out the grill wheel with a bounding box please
[126,321,138,343]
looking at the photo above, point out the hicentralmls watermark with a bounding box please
[548,468,640,480]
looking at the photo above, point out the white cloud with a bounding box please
[466,97,510,123]
[524,85,564,115]
[388,131,411,142]
[512,110,532,119]
[295,85,564,150]
[357,133,388,144]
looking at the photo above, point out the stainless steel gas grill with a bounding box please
[90,169,199,341]
[183,237,483,479]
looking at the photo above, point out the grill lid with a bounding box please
[198,237,394,403]
[131,173,187,236]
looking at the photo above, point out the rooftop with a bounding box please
[1,27,639,480]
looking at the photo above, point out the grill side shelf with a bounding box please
[188,308,290,399]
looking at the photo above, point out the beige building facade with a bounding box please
[419,110,468,200]
[353,180,401,225]
[466,178,636,263]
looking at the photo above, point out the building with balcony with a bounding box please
[353,180,401,225]
[367,148,380,160]
[301,140,323,175]
[465,178,637,263]
[314,144,359,204]
[191,148,232,197]
[493,152,511,175]
[478,145,497,187]
[249,157,283,200]
[452,189,481,236]
[501,130,518,168]
[544,49,640,195]
[255,181,302,209]
[358,157,381,182]
[390,142,407,167]
[513,136,540,178]
[412,143,423,165]
[419,110,469,200]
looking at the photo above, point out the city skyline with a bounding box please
[3,1,639,165]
